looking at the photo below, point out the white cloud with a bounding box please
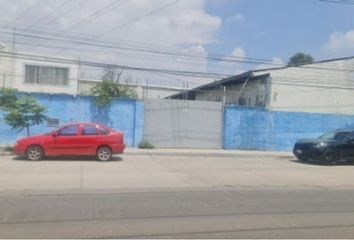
[324,29,354,57]
[0,0,222,87]
[215,47,247,75]
[256,57,285,70]
[230,47,246,59]
[226,14,245,23]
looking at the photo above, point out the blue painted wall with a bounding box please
[0,93,144,147]
[224,106,354,151]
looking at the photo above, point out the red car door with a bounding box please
[75,124,100,155]
[46,125,80,156]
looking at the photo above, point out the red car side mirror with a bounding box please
[51,132,58,138]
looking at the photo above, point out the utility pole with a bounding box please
[12,27,16,50]
[145,79,149,99]
[186,81,189,100]
[222,86,226,106]
[77,56,81,95]
[2,72,5,88]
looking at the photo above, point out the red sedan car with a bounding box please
[14,123,125,161]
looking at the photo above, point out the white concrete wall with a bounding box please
[79,79,182,99]
[254,58,354,114]
[0,49,79,95]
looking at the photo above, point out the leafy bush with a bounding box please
[138,141,155,149]
[91,69,137,107]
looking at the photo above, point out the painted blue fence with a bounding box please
[2,94,354,151]
[0,93,144,147]
[224,106,354,151]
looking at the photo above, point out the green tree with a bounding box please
[0,88,18,111]
[0,88,47,137]
[91,69,137,107]
[287,52,314,66]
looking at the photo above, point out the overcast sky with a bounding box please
[0,0,353,87]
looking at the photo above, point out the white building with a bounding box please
[0,46,80,95]
[254,57,354,115]
[170,56,354,115]
[0,46,184,99]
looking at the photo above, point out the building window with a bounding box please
[25,65,69,85]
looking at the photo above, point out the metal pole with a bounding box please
[12,28,16,50]
[2,72,5,88]
[186,82,189,100]
[222,86,226,106]
[77,56,81,95]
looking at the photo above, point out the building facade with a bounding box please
[169,57,354,115]
[254,57,354,115]
[0,47,80,95]
[0,47,184,99]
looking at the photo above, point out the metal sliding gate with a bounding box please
[143,99,223,149]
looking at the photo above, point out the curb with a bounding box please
[0,149,293,159]
[124,150,293,159]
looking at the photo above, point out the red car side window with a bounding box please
[58,125,79,136]
[99,127,109,135]
[82,125,99,135]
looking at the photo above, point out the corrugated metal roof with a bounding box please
[167,72,270,99]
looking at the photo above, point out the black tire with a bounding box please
[97,146,112,161]
[323,150,337,165]
[26,145,44,161]
[298,156,309,162]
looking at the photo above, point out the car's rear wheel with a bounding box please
[298,156,309,162]
[323,150,337,165]
[26,145,44,161]
[97,146,112,161]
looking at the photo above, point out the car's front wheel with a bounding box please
[323,150,337,165]
[26,145,44,161]
[97,146,112,161]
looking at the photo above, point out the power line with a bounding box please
[10,28,354,74]
[64,0,131,31]
[97,0,180,36]
[0,27,353,82]
[2,28,354,78]
[11,0,42,24]
[319,0,354,5]
[15,0,73,43]
[24,0,125,51]
[0,50,231,79]
[0,34,245,74]
[29,0,73,26]
[0,21,281,65]
[2,29,354,74]
[38,0,88,27]
[0,29,279,66]
[53,0,180,55]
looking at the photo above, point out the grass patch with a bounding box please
[138,141,155,149]
[4,146,13,152]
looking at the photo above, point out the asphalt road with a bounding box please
[2,151,354,238]
[2,188,354,238]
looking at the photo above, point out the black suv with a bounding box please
[293,129,354,164]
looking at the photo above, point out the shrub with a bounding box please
[138,141,155,149]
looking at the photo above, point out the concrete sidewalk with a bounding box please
[0,145,292,158]
[124,148,292,158]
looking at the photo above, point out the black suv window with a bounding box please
[58,125,79,136]
[82,125,98,135]
[335,132,351,142]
